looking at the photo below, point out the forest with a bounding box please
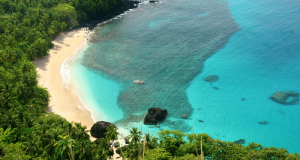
[0,0,299,159]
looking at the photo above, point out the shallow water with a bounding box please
[70,0,300,153]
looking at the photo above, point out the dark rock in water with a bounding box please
[114,142,119,148]
[149,0,158,3]
[182,114,188,119]
[241,98,245,101]
[270,91,299,105]
[124,138,129,144]
[213,87,219,90]
[204,75,219,82]
[144,114,157,125]
[144,107,167,125]
[116,146,127,155]
[148,107,168,121]
[258,121,268,125]
[198,120,204,122]
[198,108,201,110]
[90,121,117,138]
[82,0,239,131]
[234,139,245,144]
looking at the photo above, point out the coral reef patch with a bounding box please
[81,0,238,131]
[270,91,299,105]
[204,75,219,82]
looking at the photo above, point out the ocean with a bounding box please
[68,0,300,153]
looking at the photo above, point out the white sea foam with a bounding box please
[60,3,142,133]
[61,41,85,86]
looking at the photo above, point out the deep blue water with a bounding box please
[70,0,300,153]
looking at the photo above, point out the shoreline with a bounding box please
[34,1,141,142]
[34,28,96,139]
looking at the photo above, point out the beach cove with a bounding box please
[34,28,96,137]
[69,0,300,153]
[34,0,300,154]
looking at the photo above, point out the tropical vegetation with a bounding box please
[0,0,299,159]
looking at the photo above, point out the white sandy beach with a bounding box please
[34,28,96,134]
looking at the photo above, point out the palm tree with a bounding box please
[129,127,140,144]
[54,134,78,160]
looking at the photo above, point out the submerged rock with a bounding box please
[213,86,219,90]
[204,75,219,82]
[234,139,245,144]
[258,121,268,125]
[285,91,299,97]
[270,91,299,105]
[270,91,289,104]
[82,0,239,131]
[241,98,246,101]
[90,121,116,138]
[144,107,167,125]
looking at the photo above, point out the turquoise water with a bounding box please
[70,46,123,122]
[70,0,300,153]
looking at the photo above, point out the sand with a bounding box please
[34,27,129,159]
[34,28,95,136]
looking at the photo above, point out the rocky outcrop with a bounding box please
[270,91,299,105]
[144,114,157,125]
[144,107,167,125]
[90,121,116,138]
[133,80,144,84]
[204,75,219,82]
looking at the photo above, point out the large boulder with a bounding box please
[204,75,219,82]
[270,91,299,105]
[144,107,167,125]
[90,121,116,139]
[144,114,157,125]
[148,107,168,121]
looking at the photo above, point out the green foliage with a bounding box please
[0,128,17,144]
[0,0,124,159]
[142,148,172,160]
[54,135,78,160]
[158,130,186,156]
[0,143,31,160]
[53,3,78,28]
[0,0,299,159]
[172,154,197,160]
